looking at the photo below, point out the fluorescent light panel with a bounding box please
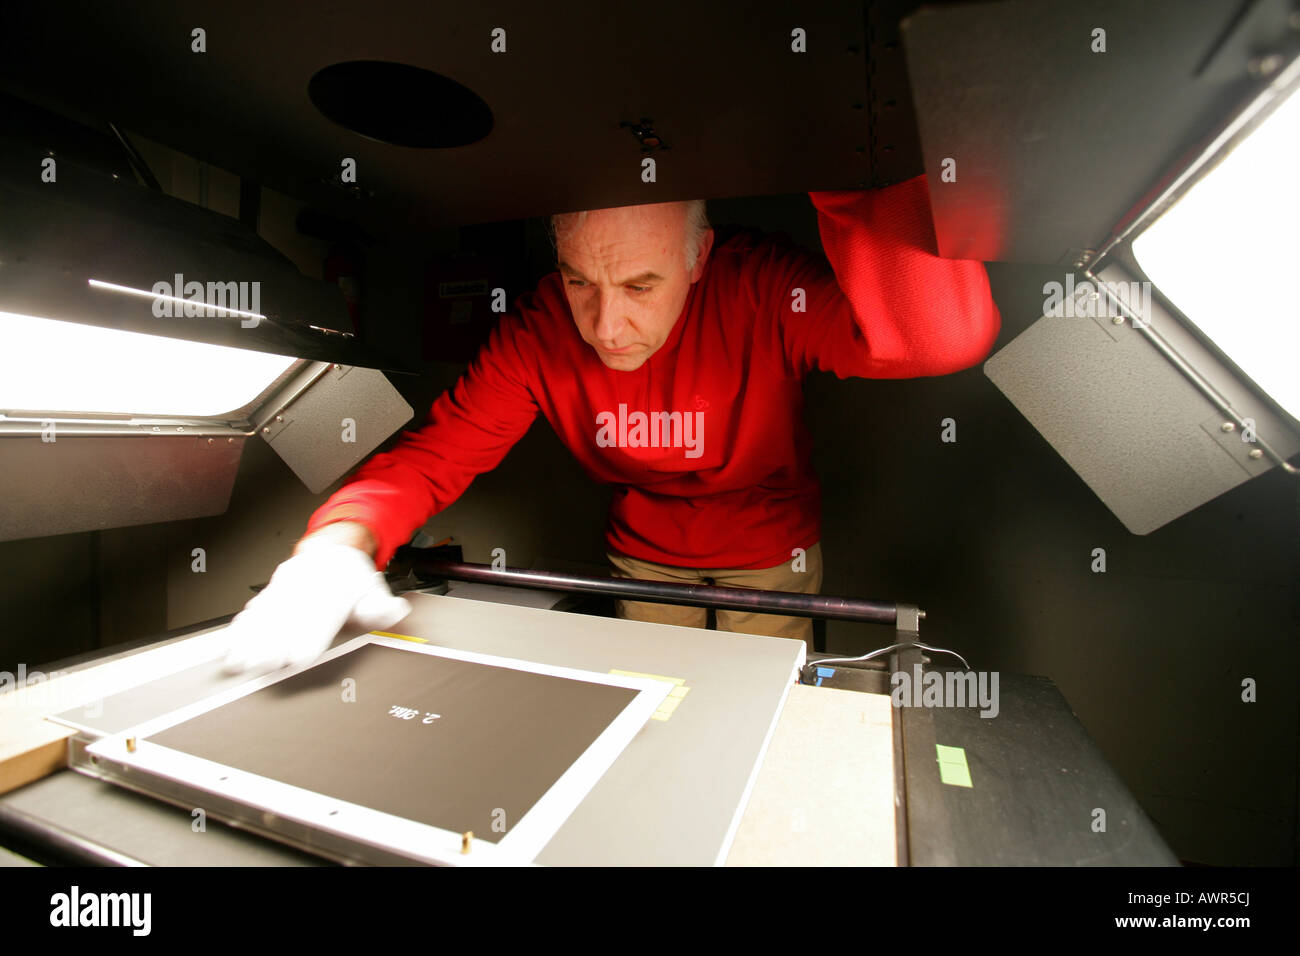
[1132,85,1300,420]
[0,310,296,417]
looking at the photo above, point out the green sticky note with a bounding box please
[935,744,964,763]
[935,744,973,788]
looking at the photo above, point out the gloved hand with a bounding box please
[221,542,412,675]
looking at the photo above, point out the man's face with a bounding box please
[557,201,712,371]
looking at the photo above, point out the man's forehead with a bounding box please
[585,201,681,231]
[558,259,665,284]
[555,202,686,275]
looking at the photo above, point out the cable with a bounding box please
[803,641,971,681]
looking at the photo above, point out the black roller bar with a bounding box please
[392,547,923,626]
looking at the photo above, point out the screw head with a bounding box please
[1249,53,1285,76]
[1248,448,1263,460]
[1112,315,1125,325]
[1221,422,1236,433]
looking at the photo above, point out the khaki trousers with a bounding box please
[607,542,823,650]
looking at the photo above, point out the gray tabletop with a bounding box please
[17,592,803,866]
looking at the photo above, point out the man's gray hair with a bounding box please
[549,200,710,271]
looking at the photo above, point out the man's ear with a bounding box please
[689,228,715,283]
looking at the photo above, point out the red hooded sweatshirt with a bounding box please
[305,175,1000,571]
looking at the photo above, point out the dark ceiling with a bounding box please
[1,0,1292,262]
[0,1,908,235]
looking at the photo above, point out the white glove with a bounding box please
[222,542,412,675]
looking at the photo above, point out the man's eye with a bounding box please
[628,286,650,294]
[567,279,587,288]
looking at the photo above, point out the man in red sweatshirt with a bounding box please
[222,175,1000,674]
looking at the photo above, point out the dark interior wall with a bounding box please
[0,534,99,669]
[0,136,1294,866]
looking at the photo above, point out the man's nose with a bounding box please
[592,291,626,342]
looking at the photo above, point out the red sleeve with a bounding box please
[304,303,541,570]
[760,174,1000,379]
